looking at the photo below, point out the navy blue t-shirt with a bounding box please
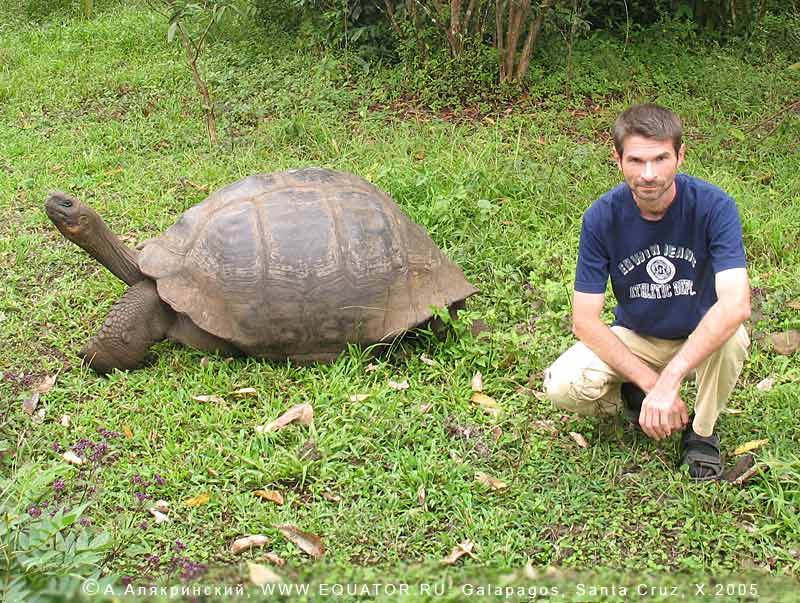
[575,173,747,339]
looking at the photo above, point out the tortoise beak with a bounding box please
[45,191,78,221]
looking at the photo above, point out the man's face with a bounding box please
[614,135,685,219]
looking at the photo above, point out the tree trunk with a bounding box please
[514,0,552,82]
[177,24,218,146]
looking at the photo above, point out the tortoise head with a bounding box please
[44,191,103,247]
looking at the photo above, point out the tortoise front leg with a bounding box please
[80,280,175,374]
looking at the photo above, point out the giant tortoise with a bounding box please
[45,168,478,373]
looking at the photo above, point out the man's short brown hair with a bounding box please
[613,104,683,157]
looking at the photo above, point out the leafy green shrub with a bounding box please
[0,464,115,601]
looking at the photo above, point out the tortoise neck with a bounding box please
[81,211,144,287]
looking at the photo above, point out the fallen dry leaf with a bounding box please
[756,377,775,391]
[787,298,800,310]
[767,330,800,355]
[256,403,314,433]
[254,490,284,505]
[723,453,757,484]
[365,363,379,373]
[388,379,410,391]
[471,372,484,392]
[232,387,258,398]
[419,403,433,413]
[491,426,503,441]
[200,357,209,368]
[263,551,286,567]
[192,394,225,404]
[154,500,169,513]
[569,432,589,449]
[470,392,501,417]
[441,539,478,565]
[273,524,325,559]
[725,408,744,415]
[533,420,559,434]
[148,508,169,524]
[231,535,269,554]
[734,439,769,455]
[320,491,341,503]
[475,472,508,491]
[22,393,39,416]
[417,486,426,506]
[59,414,71,427]
[348,394,370,402]
[420,354,437,366]
[62,451,84,465]
[247,562,282,586]
[36,375,57,395]
[207,467,219,477]
[122,425,134,438]
[184,492,211,507]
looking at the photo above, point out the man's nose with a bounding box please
[642,161,656,179]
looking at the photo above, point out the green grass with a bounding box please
[1,3,799,602]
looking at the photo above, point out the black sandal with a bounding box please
[680,425,723,482]
[620,382,644,430]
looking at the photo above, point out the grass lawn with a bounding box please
[1,2,799,601]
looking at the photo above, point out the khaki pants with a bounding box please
[543,325,749,437]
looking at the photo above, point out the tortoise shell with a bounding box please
[137,168,478,362]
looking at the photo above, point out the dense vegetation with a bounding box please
[1,1,798,601]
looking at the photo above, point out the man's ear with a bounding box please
[676,143,686,168]
[613,147,622,170]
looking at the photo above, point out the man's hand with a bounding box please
[639,381,689,440]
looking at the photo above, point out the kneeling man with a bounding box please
[544,103,750,481]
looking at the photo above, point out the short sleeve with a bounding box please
[574,212,610,293]
[708,195,747,273]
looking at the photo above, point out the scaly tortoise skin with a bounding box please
[45,168,478,373]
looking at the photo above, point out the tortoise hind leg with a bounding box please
[80,281,175,374]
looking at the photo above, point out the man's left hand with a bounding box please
[639,382,689,440]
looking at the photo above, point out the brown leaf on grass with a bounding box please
[59,414,71,427]
[200,356,210,368]
[254,490,284,505]
[232,387,258,398]
[723,453,757,484]
[470,372,483,392]
[231,535,269,554]
[273,524,325,559]
[31,408,46,425]
[256,403,314,433]
[474,472,508,491]
[787,298,800,310]
[320,491,341,503]
[348,394,370,402]
[365,363,379,373]
[534,420,559,434]
[569,432,589,448]
[247,562,282,586]
[388,379,410,391]
[122,425,134,438]
[767,330,800,355]
[184,492,211,507]
[419,402,433,413]
[207,467,219,477]
[192,394,225,404]
[62,451,84,465]
[264,551,286,567]
[490,426,503,441]
[22,393,39,416]
[37,374,57,394]
[417,486,426,506]
[725,408,744,415]
[441,539,478,565]
[734,439,768,455]
[420,354,437,366]
[756,377,775,391]
[154,500,169,513]
[470,392,501,417]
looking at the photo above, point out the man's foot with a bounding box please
[679,423,723,481]
[620,382,645,430]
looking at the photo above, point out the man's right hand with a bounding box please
[639,379,689,440]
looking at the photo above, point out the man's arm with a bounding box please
[642,267,751,438]
[572,291,662,392]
